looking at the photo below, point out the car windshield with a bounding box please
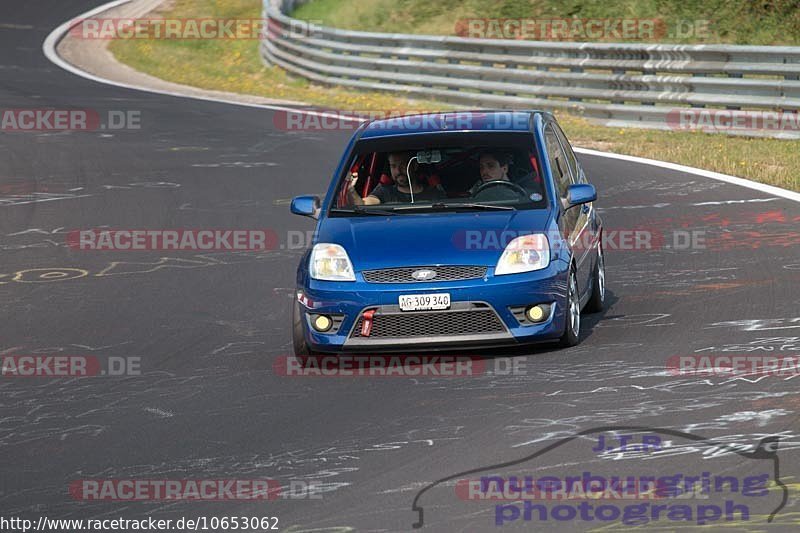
[331,142,547,215]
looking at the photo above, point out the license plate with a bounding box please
[399,293,451,312]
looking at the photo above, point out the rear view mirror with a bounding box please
[416,150,441,164]
[290,195,321,219]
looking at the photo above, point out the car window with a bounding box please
[545,124,580,235]
[544,125,573,202]
[331,144,547,214]
[552,122,580,183]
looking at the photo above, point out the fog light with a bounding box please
[312,314,333,332]
[526,305,546,322]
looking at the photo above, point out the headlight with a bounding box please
[310,243,356,281]
[495,234,550,275]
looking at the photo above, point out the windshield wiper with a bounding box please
[330,206,397,216]
[394,202,514,211]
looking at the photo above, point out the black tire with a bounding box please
[292,300,316,359]
[585,242,605,313]
[558,269,581,347]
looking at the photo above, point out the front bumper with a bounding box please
[298,261,569,353]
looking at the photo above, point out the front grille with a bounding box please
[351,307,506,338]
[362,266,487,283]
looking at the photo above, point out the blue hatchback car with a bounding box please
[290,111,604,354]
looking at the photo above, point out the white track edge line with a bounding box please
[573,148,800,203]
[43,0,800,204]
[41,0,364,123]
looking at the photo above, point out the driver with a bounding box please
[468,150,538,196]
[348,151,445,205]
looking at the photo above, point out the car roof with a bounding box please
[358,110,547,139]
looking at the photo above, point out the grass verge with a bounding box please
[109,0,799,191]
[294,0,800,45]
[109,0,433,112]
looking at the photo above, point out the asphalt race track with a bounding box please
[1,1,799,531]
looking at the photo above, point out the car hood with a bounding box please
[317,210,553,271]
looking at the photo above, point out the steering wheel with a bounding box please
[473,180,528,199]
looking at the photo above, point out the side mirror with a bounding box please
[566,184,596,208]
[290,195,321,219]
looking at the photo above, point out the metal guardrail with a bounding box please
[261,0,800,138]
